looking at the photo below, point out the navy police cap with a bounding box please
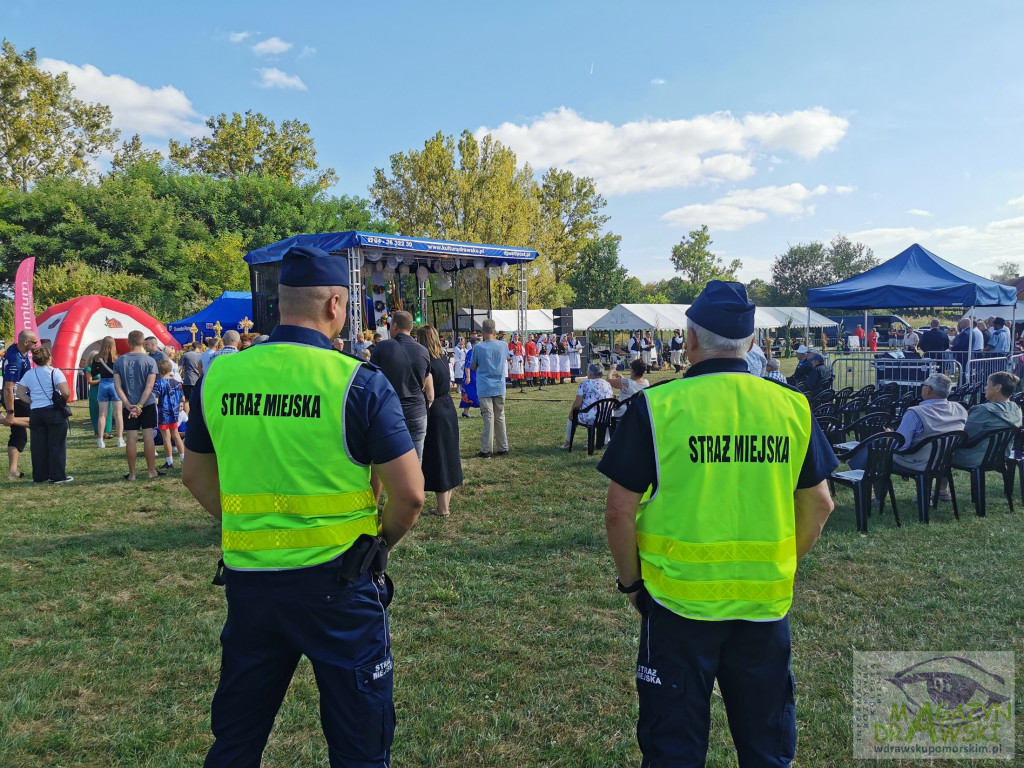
[685,280,755,339]
[279,245,350,288]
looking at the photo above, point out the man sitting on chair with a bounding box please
[850,373,966,504]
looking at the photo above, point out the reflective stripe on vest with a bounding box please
[203,343,377,570]
[639,373,812,621]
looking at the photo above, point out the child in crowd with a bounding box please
[153,359,185,468]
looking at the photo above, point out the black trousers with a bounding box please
[29,407,68,482]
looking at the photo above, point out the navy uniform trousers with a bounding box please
[635,589,796,768]
[205,565,395,768]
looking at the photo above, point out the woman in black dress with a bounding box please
[415,325,463,517]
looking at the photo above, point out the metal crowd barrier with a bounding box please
[964,354,1012,385]
[829,355,963,394]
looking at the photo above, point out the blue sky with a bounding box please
[4,0,1024,286]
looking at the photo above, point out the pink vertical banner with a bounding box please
[14,257,39,340]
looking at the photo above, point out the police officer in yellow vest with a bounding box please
[598,281,837,767]
[183,245,424,767]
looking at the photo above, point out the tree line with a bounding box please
[1,38,879,340]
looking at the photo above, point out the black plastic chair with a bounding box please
[834,386,855,406]
[895,392,922,419]
[832,432,905,532]
[854,384,876,399]
[950,427,1018,517]
[810,390,836,409]
[813,403,838,419]
[816,416,845,447]
[892,431,968,524]
[609,391,642,437]
[567,398,617,455]
[865,394,896,418]
[846,413,894,443]
[1008,427,1024,504]
[838,397,869,429]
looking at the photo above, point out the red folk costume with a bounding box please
[509,338,525,380]
[525,340,539,379]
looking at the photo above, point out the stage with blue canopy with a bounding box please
[245,231,538,267]
[167,291,253,345]
[807,243,1016,309]
[244,231,540,341]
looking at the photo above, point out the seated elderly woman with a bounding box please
[559,362,614,449]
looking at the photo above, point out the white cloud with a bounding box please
[257,68,307,90]
[907,209,933,217]
[39,59,205,137]
[835,185,854,194]
[661,183,832,231]
[651,78,666,85]
[229,31,252,43]
[300,45,317,58]
[848,215,1024,277]
[478,106,848,195]
[252,37,292,56]
[1008,195,1024,208]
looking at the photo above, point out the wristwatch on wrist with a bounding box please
[615,576,644,594]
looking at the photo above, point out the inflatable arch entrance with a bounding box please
[35,295,180,401]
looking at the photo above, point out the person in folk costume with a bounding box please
[460,344,480,417]
[566,332,583,383]
[669,328,685,373]
[508,333,526,384]
[558,334,571,383]
[547,334,561,384]
[453,337,467,393]
[538,333,551,384]
[524,333,540,386]
[628,332,642,363]
[641,331,656,372]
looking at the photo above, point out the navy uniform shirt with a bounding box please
[3,346,31,406]
[185,325,414,465]
[597,357,838,494]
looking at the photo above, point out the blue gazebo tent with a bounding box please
[807,244,1015,309]
[807,243,1016,371]
[167,291,253,345]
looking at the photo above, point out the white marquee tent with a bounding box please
[587,304,836,332]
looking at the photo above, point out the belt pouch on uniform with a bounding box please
[211,558,226,586]
[324,534,380,585]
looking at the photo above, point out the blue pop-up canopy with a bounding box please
[245,231,539,266]
[807,244,1016,309]
[167,291,253,344]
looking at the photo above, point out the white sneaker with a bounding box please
[53,476,74,485]
[116,438,127,447]
[97,438,105,448]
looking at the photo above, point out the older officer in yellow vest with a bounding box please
[183,245,424,768]
[599,281,837,768]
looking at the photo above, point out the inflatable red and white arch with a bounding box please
[35,295,180,402]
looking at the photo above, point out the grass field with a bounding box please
[2,363,1022,767]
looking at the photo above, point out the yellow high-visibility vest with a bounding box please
[202,344,378,569]
[639,373,812,621]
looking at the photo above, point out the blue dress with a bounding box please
[460,348,479,409]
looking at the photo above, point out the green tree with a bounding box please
[111,134,162,173]
[0,40,119,190]
[991,261,1021,283]
[168,110,337,190]
[745,278,776,305]
[371,130,537,246]
[769,234,877,304]
[566,233,630,308]
[535,168,608,285]
[769,242,827,304]
[669,225,742,299]
[828,234,877,281]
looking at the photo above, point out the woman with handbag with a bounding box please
[16,346,73,484]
